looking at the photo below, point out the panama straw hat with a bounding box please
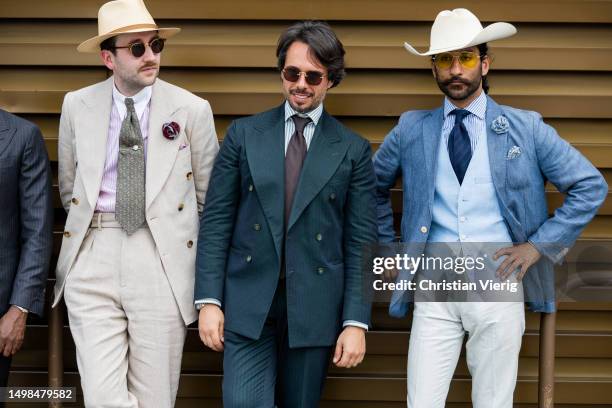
[404,8,516,56]
[77,0,180,53]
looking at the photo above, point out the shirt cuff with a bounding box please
[195,298,222,310]
[12,305,29,314]
[343,320,368,331]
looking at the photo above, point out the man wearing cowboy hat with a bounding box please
[53,0,219,406]
[373,8,607,407]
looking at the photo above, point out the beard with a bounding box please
[436,68,483,102]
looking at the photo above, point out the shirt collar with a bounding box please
[284,101,323,126]
[112,81,153,121]
[443,90,487,120]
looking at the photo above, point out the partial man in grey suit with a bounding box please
[0,109,53,395]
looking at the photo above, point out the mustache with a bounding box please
[139,64,158,71]
[441,76,470,86]
[290,89,313,96]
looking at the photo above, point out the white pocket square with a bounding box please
[506,146,521,160]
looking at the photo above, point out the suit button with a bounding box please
[248,184,254,192]
[178,203,184,211]
[71,197,79,205]
[246,255,252,263]
[187,240,193,248]
[329,193,336,201]
[253,223,261,231]
[317,267,325,275]
[420,226,428,234]
[186,172,193,180]
[63,231,71,238]
[315,233,322,241]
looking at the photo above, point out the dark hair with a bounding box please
[100,36,117,54]
[477,43,490,94]
[276,21,346,88]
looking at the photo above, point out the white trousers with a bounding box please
[407,301,525,408]
[64,214,187,408]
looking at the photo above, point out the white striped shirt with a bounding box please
[95,84,152,212]
[441,91,487,153]
[284,101,323,154]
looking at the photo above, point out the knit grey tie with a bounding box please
[115,97,146,234]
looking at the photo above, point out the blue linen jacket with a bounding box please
[374,96,608,315]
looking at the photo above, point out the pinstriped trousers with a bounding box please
[64,214,186,408]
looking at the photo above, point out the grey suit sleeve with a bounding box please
[10,125,53,316]
[528,114,608,263]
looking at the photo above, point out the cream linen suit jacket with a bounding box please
[53,76,219,325]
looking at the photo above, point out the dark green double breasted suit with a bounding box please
[195,103,377,406]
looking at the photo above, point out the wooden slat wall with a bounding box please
[2,1,611,406]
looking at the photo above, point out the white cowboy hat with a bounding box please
[404,8,516,56]
[77,0,180,53]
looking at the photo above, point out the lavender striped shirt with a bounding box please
[95,84,152,212]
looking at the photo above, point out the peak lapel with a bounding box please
[287,112,349,231]
[245,105,285,259]
[146,80,182,209]
[77,77,113,208]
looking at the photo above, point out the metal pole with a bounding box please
[538,311,556,408]
[48,301,64,408]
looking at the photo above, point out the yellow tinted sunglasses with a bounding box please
[432,51,481,69]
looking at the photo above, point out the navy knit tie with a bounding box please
[448,109,472,185]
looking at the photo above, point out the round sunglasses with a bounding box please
[112,38,166,58]
[282,66,326,86]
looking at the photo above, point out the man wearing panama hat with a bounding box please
[374,8,607,407]
[53,0,219,406]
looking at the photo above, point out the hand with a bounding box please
[0,306,28,357]
[333,326,366,368]
[383,266,398,282]
[494,242,542,281]
[198,304,225,352]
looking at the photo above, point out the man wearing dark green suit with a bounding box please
[194,21,377,407]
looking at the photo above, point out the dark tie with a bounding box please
[116,98,146,234]
[448,109,472,185]
[284,115,311,227]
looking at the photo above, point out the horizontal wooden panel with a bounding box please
[12,348,612,383]
[371,308,612,332]
[28,117,612,178]
[9,371,611,404]
[26,114,612,167]
[3,68,612,118]
[14,327,612,366]
[2,22,611,71]
[1,0,611,22]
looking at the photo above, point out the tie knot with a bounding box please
[292,115,312,134]
[452,109,470,124]
[125,97,135,110]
